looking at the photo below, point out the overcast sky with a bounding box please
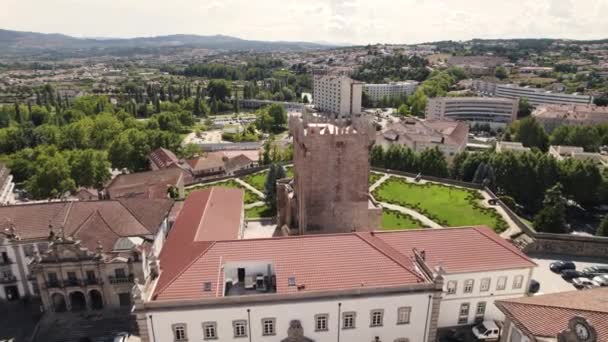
[2,0,608,45]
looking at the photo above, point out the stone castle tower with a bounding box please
[277,113,382,234]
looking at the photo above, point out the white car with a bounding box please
[572,277,601,289]
[472,320,501,341]
[592,275,608,286]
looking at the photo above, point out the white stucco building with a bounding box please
[364,81,419,102]
[472,80,593,107]
[313,74,363,117]
[425,97,519,128]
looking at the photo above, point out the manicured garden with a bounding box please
[241,171,268,192]
[186,179,261,205]
[245,204,274,219]
[369,172,383,186]
[373,178,508,232]
[381,209,426,230]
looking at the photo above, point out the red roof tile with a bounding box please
[496,288,608,340]
[374,226,536,273]
[105,168,184,199]
[149,148,179,169]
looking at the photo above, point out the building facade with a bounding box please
[0,162,14,205]
[0,199,173,306]
[425,97,519,127]
[472,80,594,107]
[313,75,363,117]
[363,81,419,102]
[277,114,382,234]
[375,118,469,161]
[532,104,608,132]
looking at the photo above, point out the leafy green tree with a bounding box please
[26,148,76,199]
[408,90,427,117]
[533,183,567,234]
[517,98,532,118]
[397,104,410,116]
[179,143,201,159]
[264,164,285,211]
[67,149,111,189]
[494,66,509,80]
[33,124,61,146]
[268,104,287,131]
[559,159,602,207]
[512,117,549,152]
[597,216,608,237]
[370,145,385,168]
[207,79,231,102]
[108,129,151,171]
[418,147,449,177]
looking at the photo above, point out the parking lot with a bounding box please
[529,253,608,294]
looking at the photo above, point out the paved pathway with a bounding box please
[377,201,443,229]
[235,178,265,199]
[369,173,390,192]
[244,201,265,209]
[478,190,522,238]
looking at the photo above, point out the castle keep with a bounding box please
[278,114,381,234]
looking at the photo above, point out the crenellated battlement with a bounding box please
[289,112,375,145]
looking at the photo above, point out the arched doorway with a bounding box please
[51,293,67,312]
[89,290,103,310]
[69,291,86,312]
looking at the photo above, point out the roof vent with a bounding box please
[203,282,212,292]
[288,277,296,286]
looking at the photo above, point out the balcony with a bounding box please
[0,275,17,284]
[64,278,82,287]
[108,274,134,284]
[46,280,63,289]
[85,278,103,285]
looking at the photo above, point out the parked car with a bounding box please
[572,277,601,289]
[549,261,575,273]
[472,320,501,341]
[592,275,608,286]
[528,279,540,294]
[561,270,588,281]
[582,266,608,276]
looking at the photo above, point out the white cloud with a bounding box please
[1,0,606,44]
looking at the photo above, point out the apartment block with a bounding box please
[426,97,518,127]
[472,80,593,107]
[313,74,362,117]
[363,81,419,102]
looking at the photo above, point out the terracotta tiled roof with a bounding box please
[225,154,255,172]
[496,288,608,340]
[155,187,244,298]
[373,226,536,273]
[186,154,226,172]
[153,233,427,301]
[0,200,173,244]
[149,148,179,169]
[105,168,184,199]
[212,150,260,162]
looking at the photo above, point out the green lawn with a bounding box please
[381,209,426,230]
[373,179,508,232]
[245,204,275,219]
[241,171,268,192]
[369,172,383,186]
[186,179,261,204]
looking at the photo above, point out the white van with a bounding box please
[472,320,501,341]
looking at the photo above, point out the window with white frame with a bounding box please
[446,280,457,294]
[262,318,276,336]
[480,277,491,292]
[497,276,507,290]
[513,275,524,289]
[397,307,411,324]
[233,320,247,338]
[464,279,474,293]
[476,302,487,320]
[172,324,187,341]
[342,312,356,329]
[202,322,217,340]
[370,309,384,327]
[315,314,329,331]
[458,303,470,324]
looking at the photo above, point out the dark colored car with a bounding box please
[550,261,575,273]
[528,279,540,294]
[582,266,608,276]
[561,270,587,281]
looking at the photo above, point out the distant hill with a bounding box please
[0,29,335,57]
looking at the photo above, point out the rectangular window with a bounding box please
[48,272,58,283]
[342,312,356,329]
[476,302,487,320]
[67,271,77,280]
[315,314,329,331]
[480,278,491,292]
[397,307,411,324]
[447,280,457,294]
[202,322,217,340]
[233,320,247,338]
[370,309,383,327]
[86,270,96,281]
[464,279,474,293]
[497,276,507,290]
[513,275,524,289]
[115,268,126,278]
[37,243,48,254]
[173,324,187,341]
[262,318,275,336]
[458,303,470,325]
[23,244,34,257]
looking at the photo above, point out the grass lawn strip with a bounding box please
[245,204,274,219]
[381,209,427,230]
[186,179,260,204]
[373,178,508,233]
